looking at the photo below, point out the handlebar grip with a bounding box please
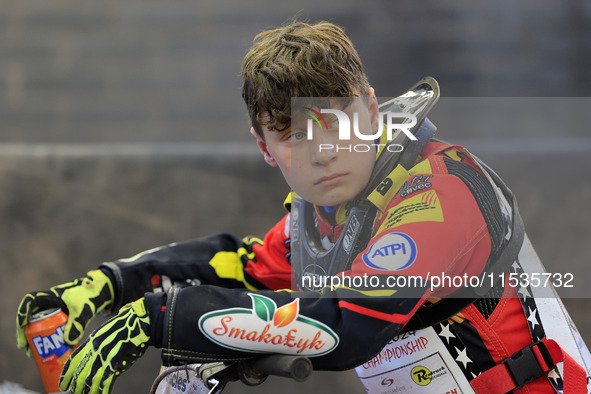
[242,355,313,382]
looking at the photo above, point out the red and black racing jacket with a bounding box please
[100,141,549,389]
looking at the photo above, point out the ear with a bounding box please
[250,127,278,167]
[368,87,380,132]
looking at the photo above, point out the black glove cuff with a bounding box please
[98,266,119,313]
[144,292,167,348]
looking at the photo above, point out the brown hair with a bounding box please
[241,21,370,138]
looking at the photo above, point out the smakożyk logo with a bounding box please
[199,294,339,356]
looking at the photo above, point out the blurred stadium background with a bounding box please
[1,0,590,393]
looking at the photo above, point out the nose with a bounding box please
[311,131,338,166]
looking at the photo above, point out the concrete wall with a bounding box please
[2,0,590,143]
[1,1,590,393]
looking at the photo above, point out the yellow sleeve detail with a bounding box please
[408,158,433,176]
[375,190,444,234]
[283,193,293,211]
[243,236,264,249]
[367,164,410,212]
[208,250,258,291]
[442,148,465,163]
[329,286,398,297]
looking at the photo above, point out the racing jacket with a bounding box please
[101,141,585,392]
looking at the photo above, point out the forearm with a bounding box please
[101,233,257,312]
[150,284,424,371]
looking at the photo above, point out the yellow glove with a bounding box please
[16,269,114,356]
[60,298,151,393]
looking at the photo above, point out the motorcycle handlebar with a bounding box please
[150,355,313,394]
[240,355,312,383]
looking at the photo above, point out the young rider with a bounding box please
[17,21,590,393]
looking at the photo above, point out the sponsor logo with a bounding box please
[376,190,443,233]
[410,365,451,387]
[32,325,70,359]
[362,232,417,271]
[381,377,395,387]
[411,366,432,386]
[398,175,433,198]
[342,214,361,253]
[199,294,339,356]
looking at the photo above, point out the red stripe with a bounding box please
[544,339,588,394]
[338,301,409,324]
[470,364,515,394]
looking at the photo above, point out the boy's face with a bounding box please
[252,92,379,207]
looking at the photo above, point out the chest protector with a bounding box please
[291,77,591,393]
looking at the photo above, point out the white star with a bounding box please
[518,285,531,301]
[527,307,539,330]
[438,323,455,344]
[547,369,560,381]
[547,368,563,389]
[455,347,471,369]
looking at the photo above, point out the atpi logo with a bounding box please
[304,106,417,153]
[199,294,339,356]
[362,232,417,271]
[32,325,70,359]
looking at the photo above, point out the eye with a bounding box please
[323,115,339,130]
[288,131,306,142]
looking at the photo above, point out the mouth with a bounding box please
[315,173,348,186]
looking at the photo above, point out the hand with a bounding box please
[16,269,114,356]
[59,298,152,394]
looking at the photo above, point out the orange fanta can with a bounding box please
[25,308,76,393]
